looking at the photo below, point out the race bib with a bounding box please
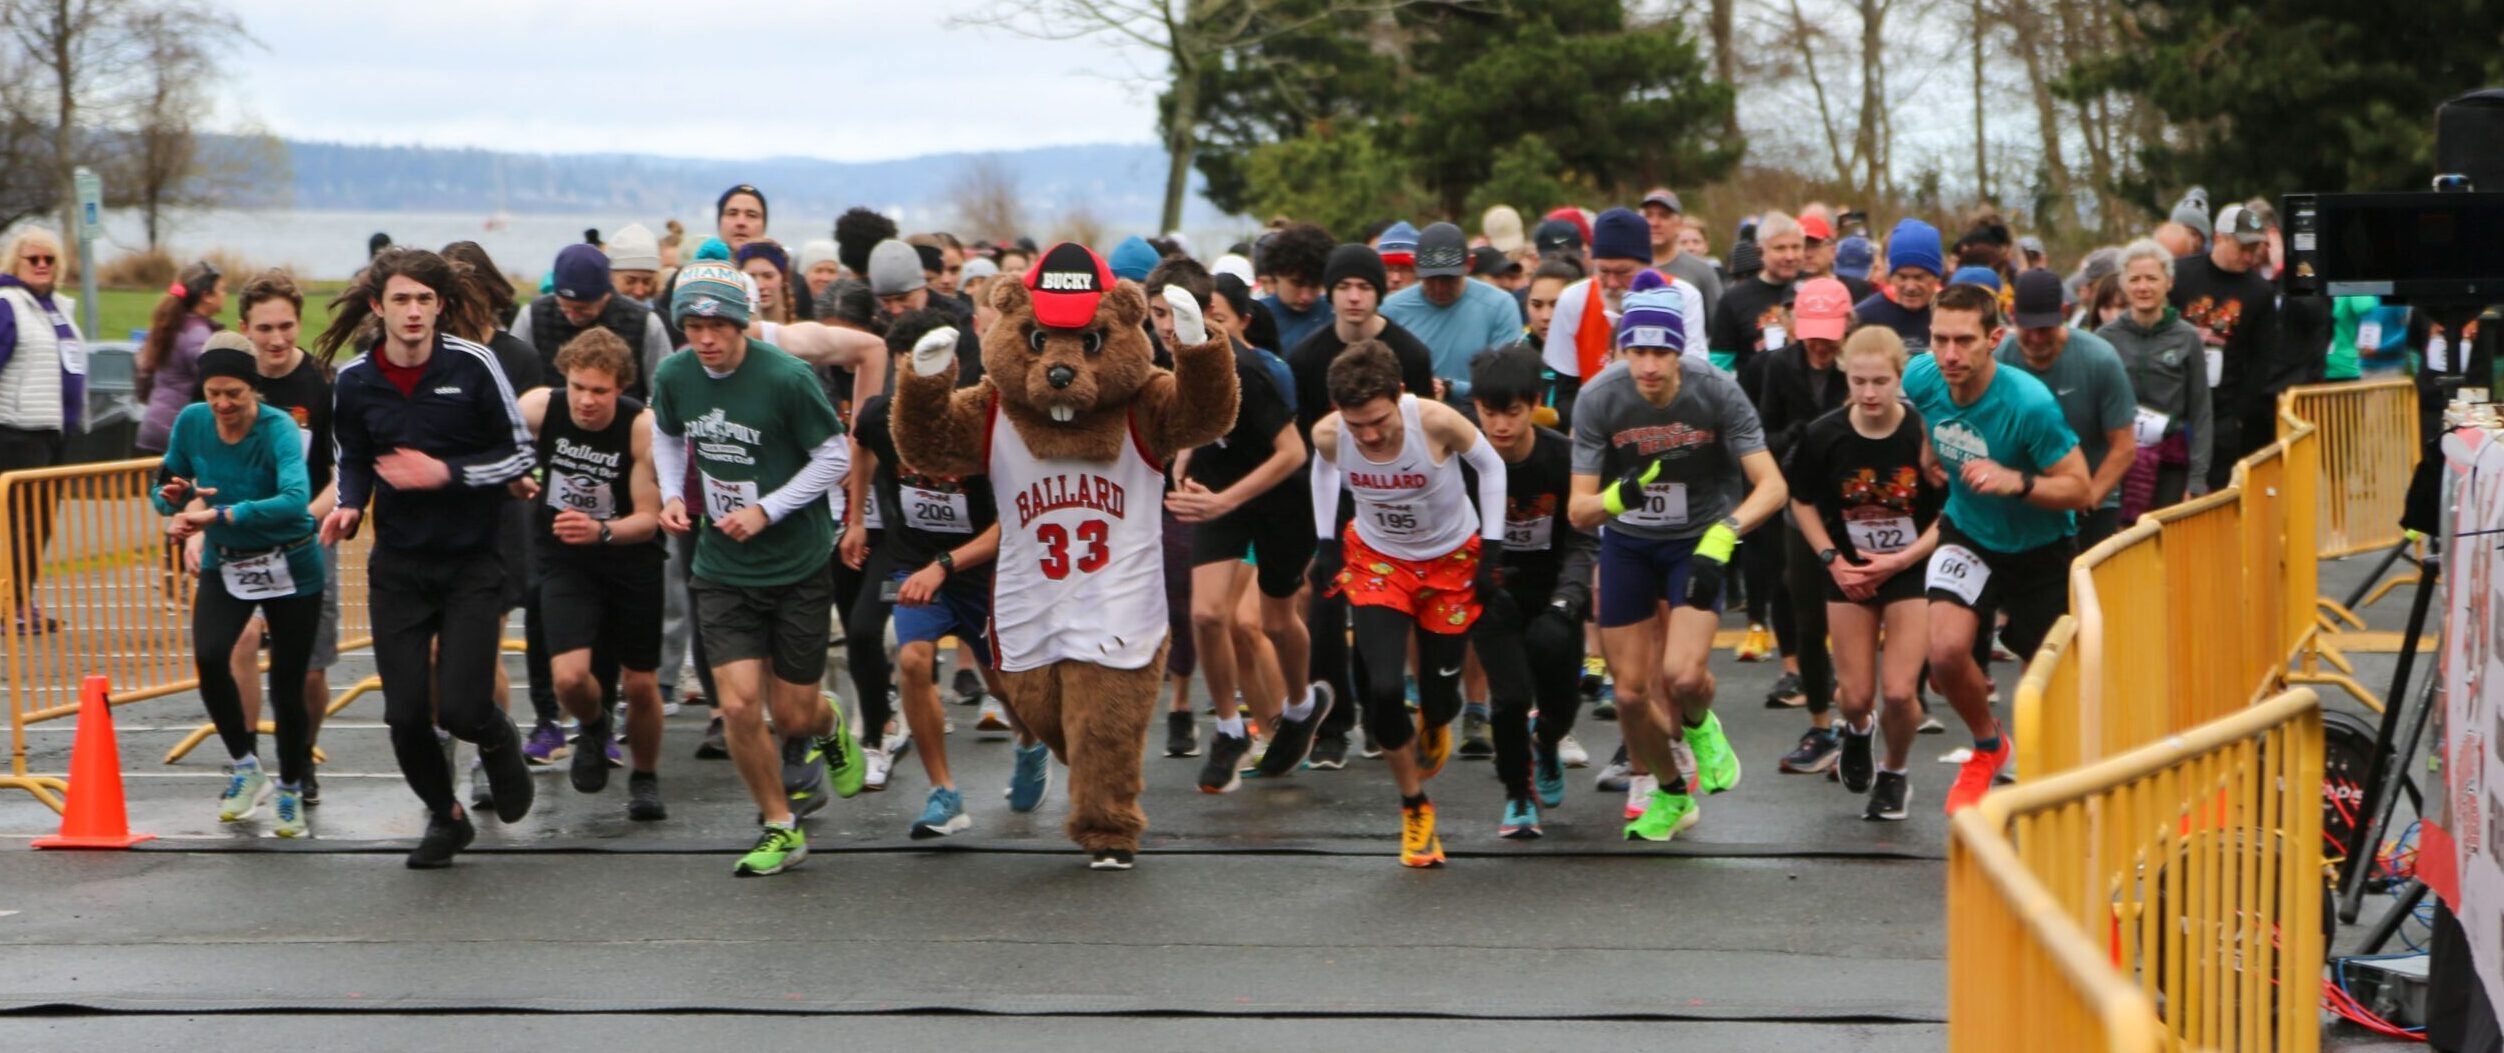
[2132,405,2171,448]
[1846,514,1916,555]
[1366,501,1428,542]
[546,470,617,520]
[1926,544,1990,606]
[901,485,973,534]
[2429,335,2451,372]
[861,494,885,530]
[220,549,296,602]
[2204,348,2224,389]
[58,335,84,377]
[1614,481,1688,528]
[701,473,758,521]
[2355,321,2382,353]
[1504,513,1554,552]
[1762,325,1787,351]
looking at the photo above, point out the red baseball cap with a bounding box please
[1025,242,1114,329]
[1543,207,1592,253]
[1799,213,1835,243]
[1793,277,1852,341]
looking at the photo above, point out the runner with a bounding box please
[513,329,671,821]
[1755,277,1852,770]
[1254,223,1338,362]
[1379,222,1524,390]
[1465,346,1598,838]
[1995,269,2137,547]
[154,343,324,838]
[1566,287,1788,842]
[1540,208,1705,426]
[1903,283,2090,812]
[1854,219,1943,355]
[1781,327,1942,819]
[1308,342,1508,867]
[2097,238,2213,515]
[318,247,539,868]
[510,243,673,399]
[1642,187,1723,321]
[648,260,863,876]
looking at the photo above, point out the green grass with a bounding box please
[85,281,359,349]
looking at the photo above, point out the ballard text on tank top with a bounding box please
[986,396,1170,673]
[1339,394,1476,561]
[535,395,654,559]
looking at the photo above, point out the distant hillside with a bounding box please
[213,136,1226,229]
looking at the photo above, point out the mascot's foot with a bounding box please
[1089,849,1137,871]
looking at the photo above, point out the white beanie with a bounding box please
[796,238,840,276]
[606,223,661,271]
[1211,253,1255,286]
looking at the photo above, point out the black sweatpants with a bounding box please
[1782,527,1835,714]
[1350,605,1466,753]
[192,577,322,785]
[1743,522,1792,652]
[371,546,518,817]
[1471,583,1582,801]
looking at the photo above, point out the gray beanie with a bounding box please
[867,239,925,296]
[2169,187,2211,240]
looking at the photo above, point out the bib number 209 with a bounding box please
[1037,519,1110,580]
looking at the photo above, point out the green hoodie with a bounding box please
[2097,307,2212,485]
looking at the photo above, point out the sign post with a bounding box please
[72,167,102,340]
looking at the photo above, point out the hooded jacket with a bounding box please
[2097,307,2212,485]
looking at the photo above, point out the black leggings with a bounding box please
[521,584,561,725]
[1350,605,1466,752]
[843,544,897,747]
[1472,586,1583,801]
[371,547,518,817]
[1742,522,1791,650]
[1781,528,1834,714]
[192,578,322,785]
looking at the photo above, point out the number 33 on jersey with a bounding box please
[986,401,1169,673]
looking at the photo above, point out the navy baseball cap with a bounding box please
[552,243,612,302]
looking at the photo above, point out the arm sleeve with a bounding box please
[229,414,312,528]
[650,424,688,506]
[1541,284,1583,377]
[332,377,374,512]
[758,433,849,524]
[439,355,538,488]
[1460,434,1507,542]
[1310,452,1341,539]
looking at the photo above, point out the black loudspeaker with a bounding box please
[2436,89,2504,189]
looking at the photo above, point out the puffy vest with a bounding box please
[526,295,654,398]
[0,285,75,431]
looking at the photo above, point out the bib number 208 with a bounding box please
[1037,519,1110,580]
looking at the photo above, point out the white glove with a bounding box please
[910,326,960,377]
[1163,286,1207,346]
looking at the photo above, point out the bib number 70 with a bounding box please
[1037,519,1110,580]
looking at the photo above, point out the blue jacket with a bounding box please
[332,333,534,554]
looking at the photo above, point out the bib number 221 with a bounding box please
[1037,519,1110,580]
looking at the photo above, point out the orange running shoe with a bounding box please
[1415,716,1452,779]
[1400,800,1445,867]
[1736,624,1773,662]
[1944,736,2013,813]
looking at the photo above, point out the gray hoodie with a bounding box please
[2097,308,2211,485]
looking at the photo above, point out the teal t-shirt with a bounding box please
[1902,354,2079,553]
[151,402,324,595]
[649,339,845,588]
[1993,329,2137,510]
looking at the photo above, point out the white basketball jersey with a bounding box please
[987,397,1169,672]
[1338,394,1476,561]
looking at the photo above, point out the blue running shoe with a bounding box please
[910,787,970,838]
[1007,741,1051,813]
[1534,746,1567,809]
[1499,797,1542,839]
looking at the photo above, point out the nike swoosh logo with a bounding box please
[1436,665,1462,678]
[2056,387,2076,395]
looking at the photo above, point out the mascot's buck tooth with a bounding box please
[891,242,1238,871]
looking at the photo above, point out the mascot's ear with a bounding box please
[1104,279,1149,330]
[989,275,1032,318]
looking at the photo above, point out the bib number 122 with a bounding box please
[1037,519,1109,580]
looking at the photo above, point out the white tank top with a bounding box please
[987,396,1170,672]
[1338,394,1476,560]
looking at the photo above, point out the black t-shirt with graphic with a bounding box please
[1189,347,1297,501]
[251,353,333,496]
[1782,405,1943,565]
[854,394,996,574]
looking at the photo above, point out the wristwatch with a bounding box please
[1818,547,1841,566]
[935,550,956,576]
[2018,470,2037,497]
[597,522,613,545]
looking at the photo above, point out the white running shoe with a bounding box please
[1667,737,1700,789]
[1557,734,1591,768]
[1623,773,1659,820]
[862,747,893,792]
[976,697,1012,738]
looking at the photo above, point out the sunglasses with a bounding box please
[21,255,56,266]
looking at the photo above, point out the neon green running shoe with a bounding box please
[1622,789,1701,842]
[1686,711,1742,795]
[819,697,866,799]
[734,824,808,877]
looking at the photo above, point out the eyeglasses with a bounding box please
[20,255,56,266]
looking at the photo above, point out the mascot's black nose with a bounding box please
[1046,364,1077,389]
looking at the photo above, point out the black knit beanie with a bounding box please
[1322,243,1387,300]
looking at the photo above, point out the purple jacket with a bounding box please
[137,314,214,453]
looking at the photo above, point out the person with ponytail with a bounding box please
[136,260,226,455]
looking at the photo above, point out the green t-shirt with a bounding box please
[650,338,844,587]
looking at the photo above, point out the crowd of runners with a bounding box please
[1,177,2346,873]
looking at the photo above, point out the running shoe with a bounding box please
[1199,732,1251,793]
[819,706,867,799]
[1359,728,1384,759]
[1556,734,1590,768]
[1837,726,1875,793]
[910,786,971,838]
[1590,679,1617,721]
[1686,712,1741,795]
[604,734,624,769]
[1779,727,1841,774]
[299,768,320,807]
[1594,744,1632,792]
[1579,654,1606,697]
[1945,736,2013,813]
[1533,744,1567,809]
[1008,741,1051,813]
[570,715,612,794]
[1499,797,1543,839]
[522,720,571,765]
[1414,717,1452,778]
[218,764,271,822]
[783,736,829,818]
[1624,772,1659,819]
[1256,683,1334,777]
[1668,736,1700,789]
[1763,672,1806,708]
[1399,800,1445,868]
[1090,849,1136,871]
[1165,710,1200,758]
[1623,789,1701,842]
[1917,712,1947,734]
[626,772,667,821]
[1865,770,1911,821]
[1736,624,1773,662]
[1990,634,2017,663]
[1308,733,1350,771]
[406,809,476,869]
[272,785,307,838]
[862,745,894,793]
[951,668,984,705]
[1457,707,1494,759]
[734,824,807,876]
[478,718,537,823]
[695,716,729,758]
[976,696,1013,738]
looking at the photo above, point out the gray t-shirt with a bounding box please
[1570,355,1766,540]
[1993,329,2137,509]
[1658,253,1725,323]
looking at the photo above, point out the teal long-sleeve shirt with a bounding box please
[151,402,323,593]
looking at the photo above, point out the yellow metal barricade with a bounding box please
[1954,690,2324,1053]
[2013,616,2081,781]
[2279,377,2417,559]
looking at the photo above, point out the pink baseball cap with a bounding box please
[1793,277,1852,341]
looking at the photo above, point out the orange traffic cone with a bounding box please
[33,675,156,849]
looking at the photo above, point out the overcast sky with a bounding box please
[216,0,1164,161]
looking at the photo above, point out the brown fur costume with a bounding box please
[891,272,1236,862]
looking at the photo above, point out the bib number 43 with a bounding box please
[1037,519,1110,580]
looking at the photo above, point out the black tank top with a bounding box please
[534,395,659,561]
